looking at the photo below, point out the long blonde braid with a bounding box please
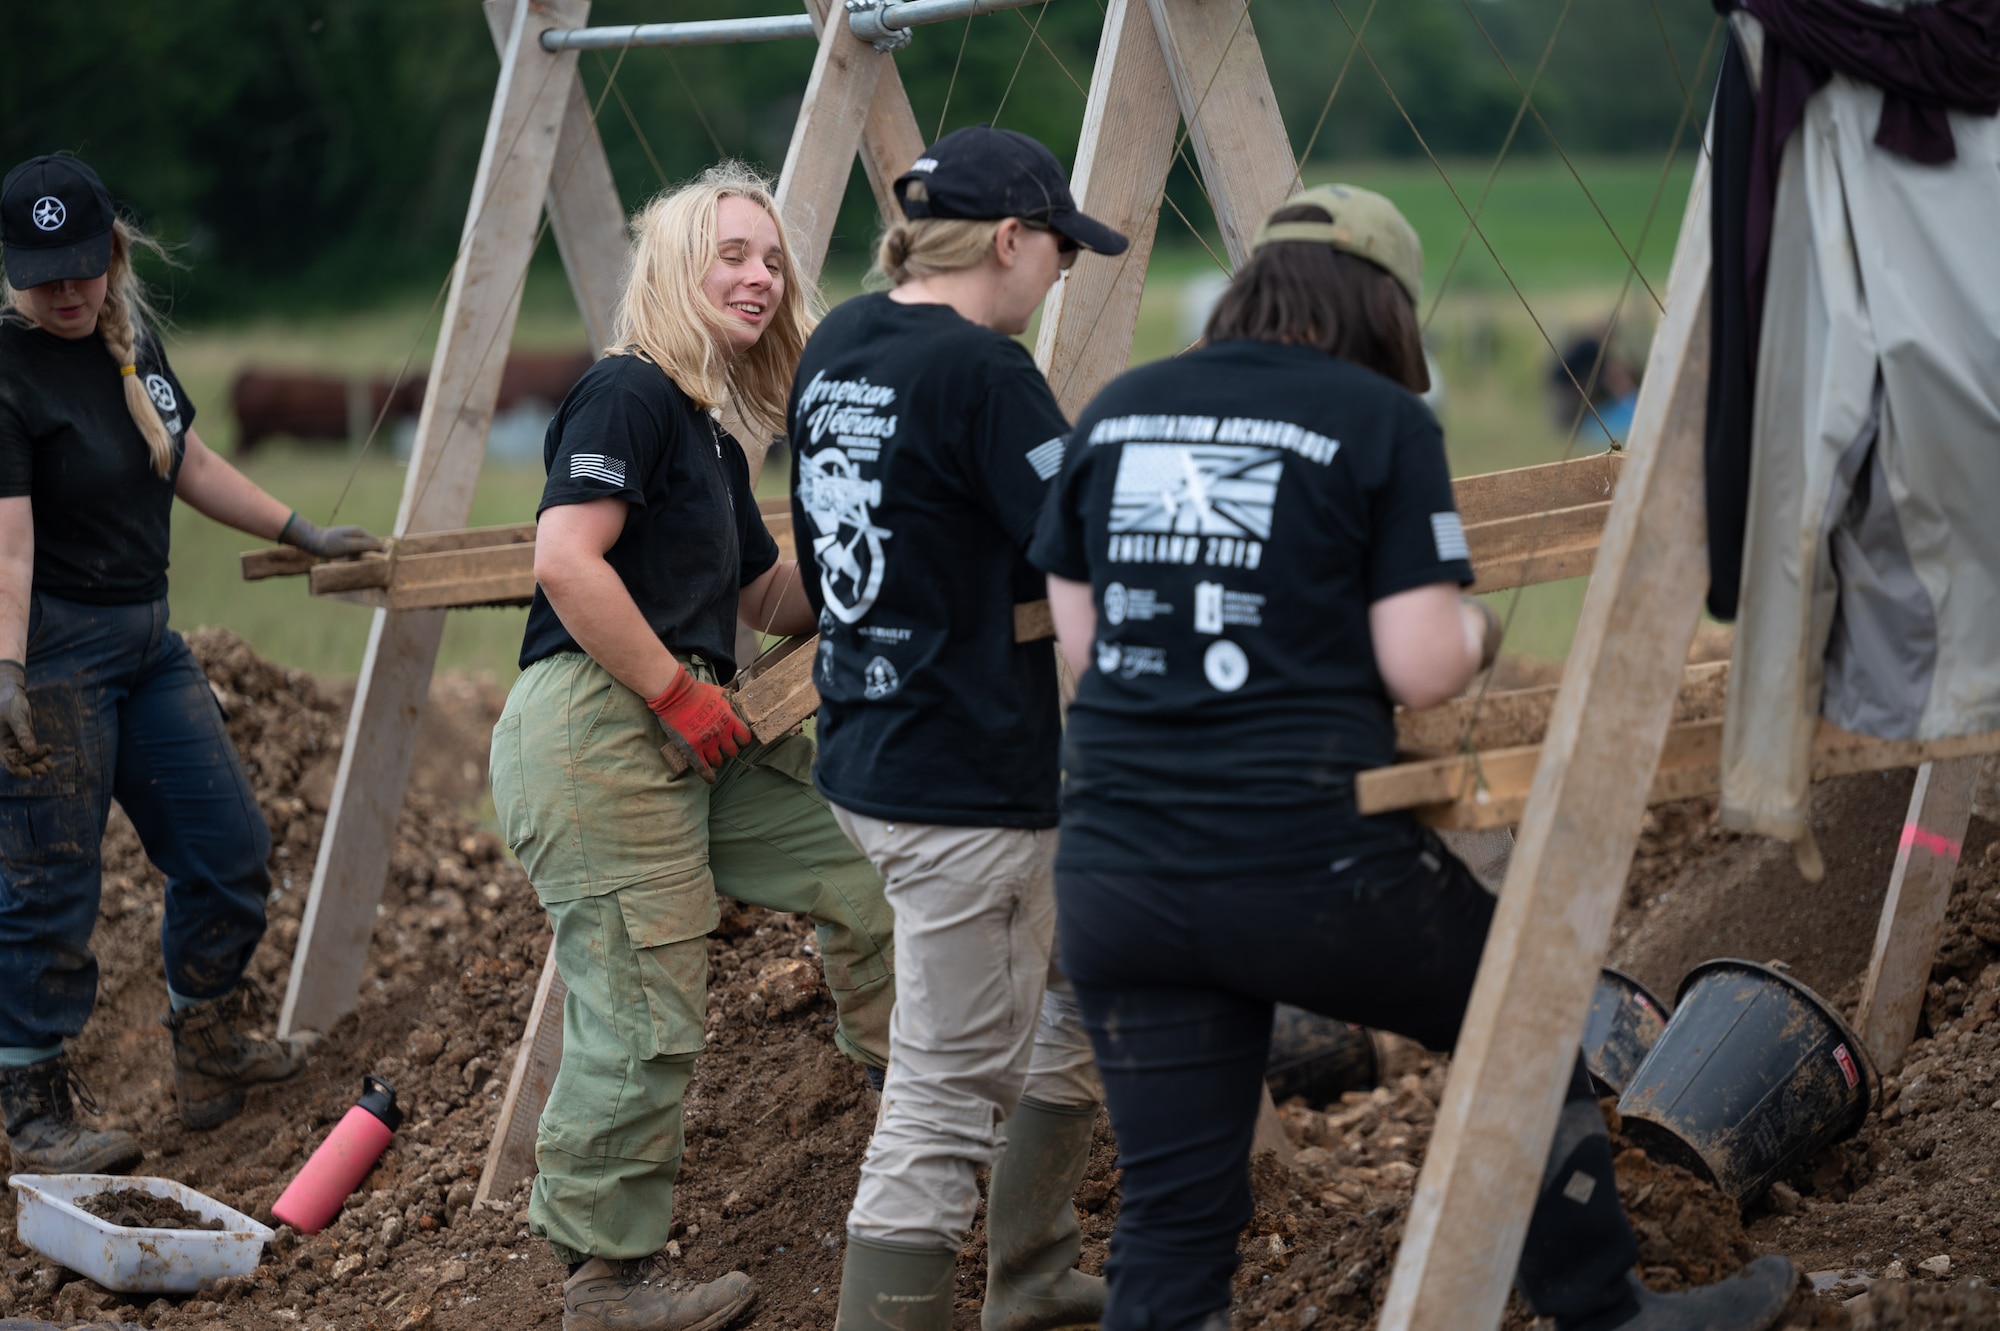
[96,221,177,477]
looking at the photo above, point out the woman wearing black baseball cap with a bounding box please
[0,154,381,1172]
[785,125,1127,1330]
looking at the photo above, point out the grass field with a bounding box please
[159,156,1693,680]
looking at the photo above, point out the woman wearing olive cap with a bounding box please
[1028,184,1798,1331]
[0,154,379,1173]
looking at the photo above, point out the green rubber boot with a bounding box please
[834,1235,957,1331]
[982,1099,1104,1331]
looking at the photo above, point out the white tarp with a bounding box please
[1720,71,2000,846]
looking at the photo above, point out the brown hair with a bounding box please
[1204,203,1429,394]
[6,217,179,476]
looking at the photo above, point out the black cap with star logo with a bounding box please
[2,155,116,290]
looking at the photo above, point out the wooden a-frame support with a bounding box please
[283,1,1980,1317]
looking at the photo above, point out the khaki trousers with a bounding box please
[491,652,895,1263]
[832,807,1101,1249]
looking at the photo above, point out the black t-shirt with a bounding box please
[518,353,778,675]
[789,293,1070,828]
[0,319,192,604]
[1029,340,1474,875]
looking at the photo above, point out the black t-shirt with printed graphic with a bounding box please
[789,292,1070,828]
[0,319,192,604]
[518,352,779,674]
[1029,339,1474,876]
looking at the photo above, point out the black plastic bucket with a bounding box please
[1617,959,1877,1204]
[1582,967,1671,1097]
[1266,1006,1379,1106]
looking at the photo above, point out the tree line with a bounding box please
[0,0,1717,317]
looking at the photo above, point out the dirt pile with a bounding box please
[4,633,1999,1329]
[75,1192,222,1234]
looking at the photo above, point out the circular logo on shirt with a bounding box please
[1103,582,1128,626]
[32,196,65,231]
[1095,641,1120,675]
[144,373,177,413]
[863,655,900,701]
[1203,639,1249,693]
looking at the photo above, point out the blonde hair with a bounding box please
[6,217,178,477]
[610,162,818,441]
[872,185,1003,286]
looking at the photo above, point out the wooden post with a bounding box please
[1855,757,1983,1071]
[802,0,928,229]
[477,946,569,1203]
[776,4,898,286]
[1145,0,1295,267]
[1380,151,1715,1330]
[1034,0,1182,417]
[281,0,591,1037]
[481,0,629,350]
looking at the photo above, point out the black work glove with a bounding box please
[0,659,53,778]
[279,512,384,559]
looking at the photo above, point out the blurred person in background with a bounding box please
[0,154,379,1173]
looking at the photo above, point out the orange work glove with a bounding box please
[646,669,751,770]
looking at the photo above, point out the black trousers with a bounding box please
[1057,839,1640,1331]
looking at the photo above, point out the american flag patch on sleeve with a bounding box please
[569,453,627,486]
[1025,436,1064,481]
[1431,512,1470,563]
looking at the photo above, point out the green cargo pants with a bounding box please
[490,651,895,1264]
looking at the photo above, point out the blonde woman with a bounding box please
[489,162,896,1331]
[787,127,1128,1331]
[0,156,378,1171]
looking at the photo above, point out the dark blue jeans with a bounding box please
[0,593,271,1051]
[1058,839,1641,1331]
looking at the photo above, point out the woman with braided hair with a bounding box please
[0,155,381,1172]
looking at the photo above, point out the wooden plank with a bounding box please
[241,547,321,581]
[1380,151,1717,1331]
[1464,501,1609,594]
[1367,720,2000,833]
[1034,0,1183,417]
[776,3,894,287]
[1394,660,1731,758]
[1251,1083,1296,1165]
[1147,0,1296,267]
[1855,757,1984,1071]
[1451,454,1623,528]
[485,0,627,352]
[281,0,590,1038]
[476,945,568,1204]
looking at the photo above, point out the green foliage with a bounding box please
[1,0,1718,315]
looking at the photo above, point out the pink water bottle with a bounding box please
[272,1075,402,1234]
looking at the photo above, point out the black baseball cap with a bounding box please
[895,126,1128,257]
[2,155,116,290]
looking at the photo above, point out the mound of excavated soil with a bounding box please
[3,632,1997,1329]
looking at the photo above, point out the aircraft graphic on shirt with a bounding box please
[1108,443,1284,539]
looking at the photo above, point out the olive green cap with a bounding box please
[1251,183,1422,305]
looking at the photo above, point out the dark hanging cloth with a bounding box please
[1706,35,1758,620]
[1703,0,2000,620]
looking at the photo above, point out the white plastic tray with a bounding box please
[8,1172,273,1294]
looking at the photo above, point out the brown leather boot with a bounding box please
[163,987,315,1130]
[563,1251,757,1331]
[0,1054,142,1174]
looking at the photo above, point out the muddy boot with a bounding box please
[834,1236,956,1331]
[982,1098,1104,1331]
[0,1054,143,1174]
[563,1252,756,1331]
[1568,1257,1797,1331]
[163,987,315,1130]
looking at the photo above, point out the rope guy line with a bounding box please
[1442,16,1723,777]
[1649,0,1711,164]
[1420,0,1573,333]
[936,16,976,139]
[1291,0,1377,192]
[992,3,1053,122]
[662,46,729,159]
[602,51,673,186]
[1456,0,1666,315]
